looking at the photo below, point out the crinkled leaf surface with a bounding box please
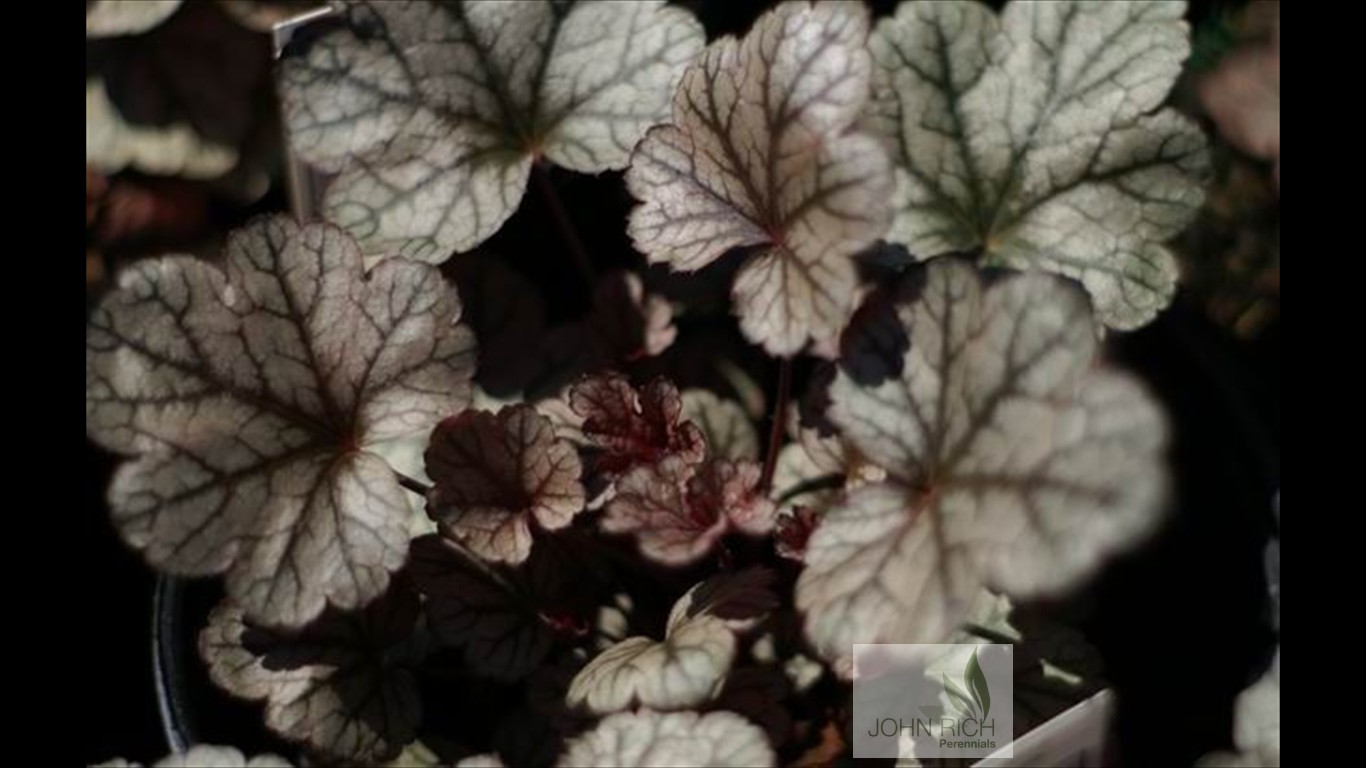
[565,574,769,714]
[627,1,893,356]
[558,710,775,768]
[408,533,554,680]
[569,373,705,479]
[796,258,1167,669]
[281,0,704,260]
[86,217,475,627]
[425,404,585,564]
[865,0,1209,328]
[604,456,775,565]
[199,587,423,763]
[681,389,759,461]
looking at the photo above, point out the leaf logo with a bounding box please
[943,647,991,722]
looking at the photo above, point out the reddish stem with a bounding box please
[394,471,431,497]
[758,357,794,494]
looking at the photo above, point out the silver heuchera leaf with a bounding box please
[280,1,704,261]
[199,588,423,763]
[86,216,476,628]
[557,710,775,768]
[424,405,586,565]
[865,0,1209,329]
[627,1,893,357]
[565,575,765,715]
[795,258,1167,670]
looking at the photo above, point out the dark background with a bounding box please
[83,0,1279,765]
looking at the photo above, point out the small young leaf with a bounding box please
[569,373,706,478]
[557,710,774,768]
[796,259,1168,670]
[86,216,475,628]
[626,1,893,356]
[199,587,423,763]
[425,405,586,565]
[603,456,775,566]
[281,1,705,260]
[865,0,1209,328]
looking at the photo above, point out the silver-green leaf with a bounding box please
[865,0,1208,328]
[627,1,893,356]
[795,258,1168,670]
[86,216,476,628]
[281,1,704,261]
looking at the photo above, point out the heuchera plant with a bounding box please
[88,1,1213,766]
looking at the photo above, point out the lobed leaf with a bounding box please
[627,1,893,356]
[569,373,706,479]
[425,404,586,565]
[199,587,423,763]
[865,0,1209,328]
[796,258,1168,670]
[280,0,705,260]
[86,216,475,627]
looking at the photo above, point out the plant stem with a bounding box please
[759,357,794,494]
[534,161,596,287]
[394,471,431,497]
